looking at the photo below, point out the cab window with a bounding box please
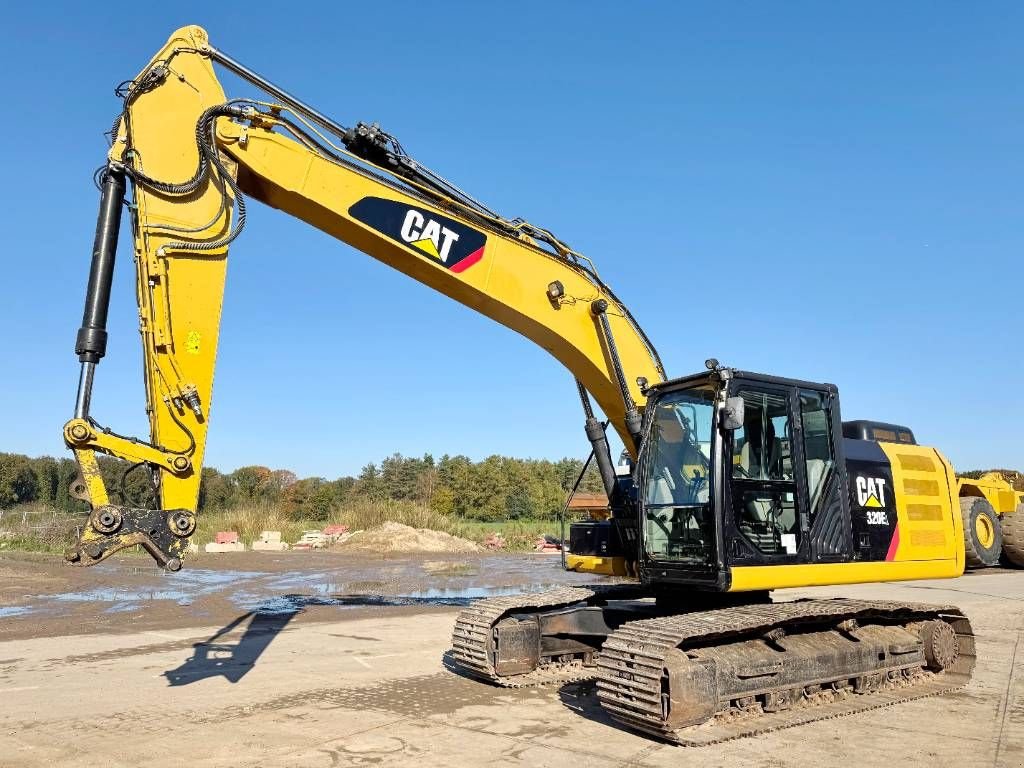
[642,388,715,565]
[731,390,799,557]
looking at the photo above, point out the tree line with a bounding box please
[4,450,1017,522]
[0,451,607,522]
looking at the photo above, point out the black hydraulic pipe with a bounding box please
[591,300,643,449]
[75,168,126,364]
[559,447,594,571]
[575,379,618,500]
[207,46,351,141]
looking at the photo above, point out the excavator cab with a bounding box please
[633,368,849,591]
[568,367,854,592]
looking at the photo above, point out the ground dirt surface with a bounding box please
[0,551,1022,767]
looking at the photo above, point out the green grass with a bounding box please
[0,503,82,554]
[184,499,563,553]
[455,519,561,549]
[194,498,561,551]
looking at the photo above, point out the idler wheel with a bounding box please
[921,620,959,671]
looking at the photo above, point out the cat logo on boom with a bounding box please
[348,197,486,273]
[399,210,460,263]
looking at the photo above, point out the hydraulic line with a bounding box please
[575,379,618,499]
[591,300,642,448]
[194,50,667,378]
[73,167,126,419]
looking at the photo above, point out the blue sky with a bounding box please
[1,3,1020,478]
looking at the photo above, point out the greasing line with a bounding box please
[348,650,434,668]
[993,630,1021,768]
[144,630,194,641]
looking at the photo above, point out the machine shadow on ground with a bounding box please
[165,594,481,686]
[556,680,643,736]
[164,600,303,685]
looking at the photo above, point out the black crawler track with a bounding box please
[450,584,652,687]
[595,598,975,745]
[450,586,601,687]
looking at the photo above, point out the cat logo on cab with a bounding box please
[349,197,486,273]
[855,476,888,509]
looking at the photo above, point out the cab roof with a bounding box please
[648,367,838,397]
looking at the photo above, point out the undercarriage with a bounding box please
[450,587,974,744]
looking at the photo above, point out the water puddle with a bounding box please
[0,606,35,619]
[4,555,597,620]
[405,585,558,600]
[52,588,194,605]
[230,583,566,615]
[14,568,271,615]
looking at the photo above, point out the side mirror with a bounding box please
[720,396,745,430]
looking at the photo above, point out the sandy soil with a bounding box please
[0,565,1021,766]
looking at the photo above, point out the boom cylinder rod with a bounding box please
[591,300,642,448]
[206,46,351,141]
[74,362,96,420]
[575,379,618,500]
[73,168,125,416]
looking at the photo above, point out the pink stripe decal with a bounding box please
[451,246,484,273]
[885,526,900,561]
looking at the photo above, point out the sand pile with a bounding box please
[340,522,482,554]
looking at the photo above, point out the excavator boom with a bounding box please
[65,26,664,568]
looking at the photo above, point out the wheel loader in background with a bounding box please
[62,26,1022,744]
[956,472,1024,567]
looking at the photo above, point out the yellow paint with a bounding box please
[66,26,664,537]
[975,514,995,549]
[880,442,962,568]
[907,503,943,521]
[565,554,631,576]
[729,441,966,591]
[64,418,191,476]
[410,238,440,259]
[72,449,109,507]
[729,558,960,592]
[216,119,662,447]
[957,471,1022,516]
[185,330,202,355]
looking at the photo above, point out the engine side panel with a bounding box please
[728,438,963,592]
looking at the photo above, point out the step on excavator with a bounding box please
[64,26,1022,744]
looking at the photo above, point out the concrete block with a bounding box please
[215,531,240,545]
[204,541,246,553]
[252,541,289,551]
[294,530,328,549]
[252,531,288,552]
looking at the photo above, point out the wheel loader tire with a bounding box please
[1000,504,1024,568]
[961,497,1002,568]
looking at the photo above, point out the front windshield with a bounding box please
[642,387,716,565]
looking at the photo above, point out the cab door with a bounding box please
[723,383,851,566]
[795,388,852,562]
[725,384,803,564]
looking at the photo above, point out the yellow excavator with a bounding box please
[64,26,1022,744]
